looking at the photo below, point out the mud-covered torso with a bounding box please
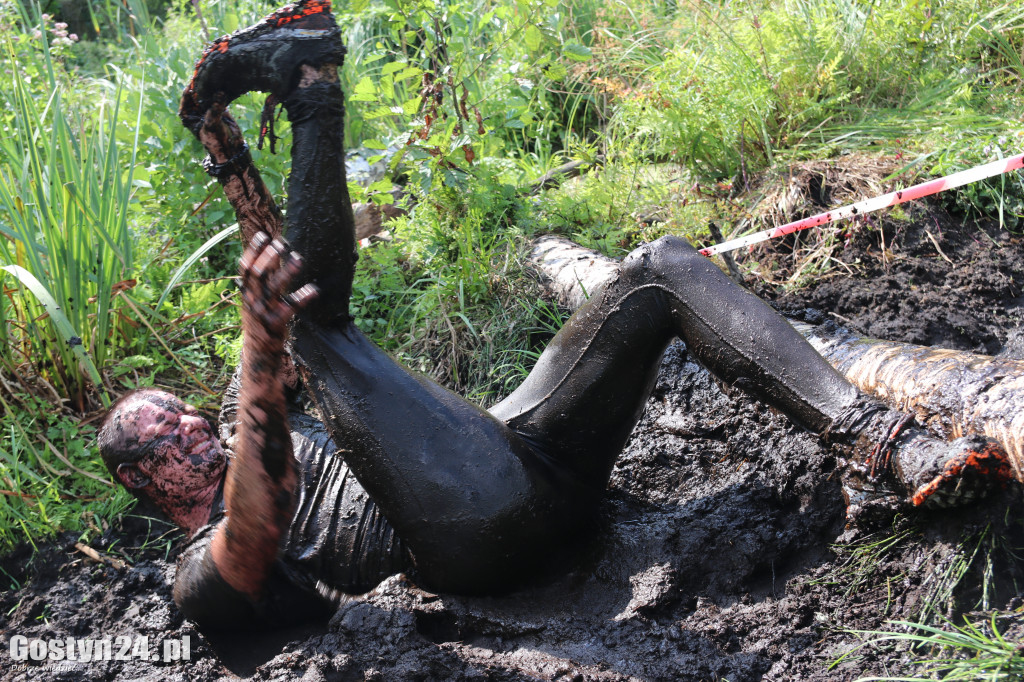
[173,375,412,630]
[281,410,412,593]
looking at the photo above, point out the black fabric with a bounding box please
[289,236,861,595]
[281,81,356,327]
[174,504,334,631]
[177,78,875,621]
[275,80,865,595]
[174,385,413,630]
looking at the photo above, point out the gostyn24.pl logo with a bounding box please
[8,634,191,664]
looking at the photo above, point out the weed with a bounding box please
[0,392,135,551]
[810,523,914,622]
[336,0,595,195]
[850,615,1024,681]
[0,7,145,411]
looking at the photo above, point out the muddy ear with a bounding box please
[116,462,151,489]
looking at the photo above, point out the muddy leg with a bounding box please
[490,235,860,488]
[178,0,344,251]
[492,235,1013,509]
[279,59,591,594]
[279,71,356,326]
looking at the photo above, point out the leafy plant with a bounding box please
[0,8,145,411]
[0,391,135,550]
[337,0,593,195]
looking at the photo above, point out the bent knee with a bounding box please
[620,235,713,284]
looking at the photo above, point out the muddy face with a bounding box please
[128,392,228,499]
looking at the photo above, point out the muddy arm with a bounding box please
[184,101,310,394]
[209,236,315,598]
[184,101,285,248]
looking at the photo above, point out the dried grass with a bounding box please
[734,154,906,286]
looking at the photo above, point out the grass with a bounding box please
[0,26,142,413]
[850,615,1024,681]
[811,525,915,607]
[824,521,1024,679]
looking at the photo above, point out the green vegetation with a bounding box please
[1,0,1023,654]
[851,616,1024,681]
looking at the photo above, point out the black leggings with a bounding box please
[283,82,861,594]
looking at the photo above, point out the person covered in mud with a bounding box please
[97,1,1014,630]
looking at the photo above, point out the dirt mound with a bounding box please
[759,200,1023,355]
[2,203,1023,681]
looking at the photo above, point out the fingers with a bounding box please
[238,231,314,319]
[268,250,303,299]
[239,231,271,275]
[251,239,285,281]
[286,283,319,311]
[241,233,294,288]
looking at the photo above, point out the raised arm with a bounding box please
[209,234,316,598]
[181,101,285,249]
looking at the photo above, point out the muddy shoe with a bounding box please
[180,0,345,129]
[895,433,1013,508]
[829,403,1013,515]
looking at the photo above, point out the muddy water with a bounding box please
[2,204,1023,681]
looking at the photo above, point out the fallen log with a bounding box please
[526,236,1024,480]
[791,321,1024,482]
[527,235,620,310]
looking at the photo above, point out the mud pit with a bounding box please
[3,200,1024,681]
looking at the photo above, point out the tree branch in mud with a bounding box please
[526,235,1024,480]
[792,321,1024,482]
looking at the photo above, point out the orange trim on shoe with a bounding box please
[910,442,1013,506]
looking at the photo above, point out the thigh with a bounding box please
[289,320,594,593]
[489,251,677,488]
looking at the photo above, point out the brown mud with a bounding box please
[3,200,1024,681]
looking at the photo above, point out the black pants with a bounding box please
[283,82,861,594]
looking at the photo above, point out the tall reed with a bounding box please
[0,19,144,412]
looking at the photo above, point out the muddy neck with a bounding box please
[159,475,223,537]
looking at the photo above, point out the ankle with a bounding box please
[297,62,339,88]
[282,79,345,126]
[823,398,905,471]
[827,399,1014,510]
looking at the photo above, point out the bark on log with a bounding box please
[527,236,620,310]
[526,235,1024,481]
[791,321,1024,482]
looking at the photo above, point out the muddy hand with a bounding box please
[239,231,318,340]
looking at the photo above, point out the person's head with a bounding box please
[98,389,227,526]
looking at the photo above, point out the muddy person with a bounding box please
[97,1,1014,630]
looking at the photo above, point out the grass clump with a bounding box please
[602,1,1024,180]
[852,616,1024,681]
[351,170,567,403]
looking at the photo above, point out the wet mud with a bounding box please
[3,201,1024,681]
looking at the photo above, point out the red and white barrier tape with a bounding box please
[699,152,1024,257]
